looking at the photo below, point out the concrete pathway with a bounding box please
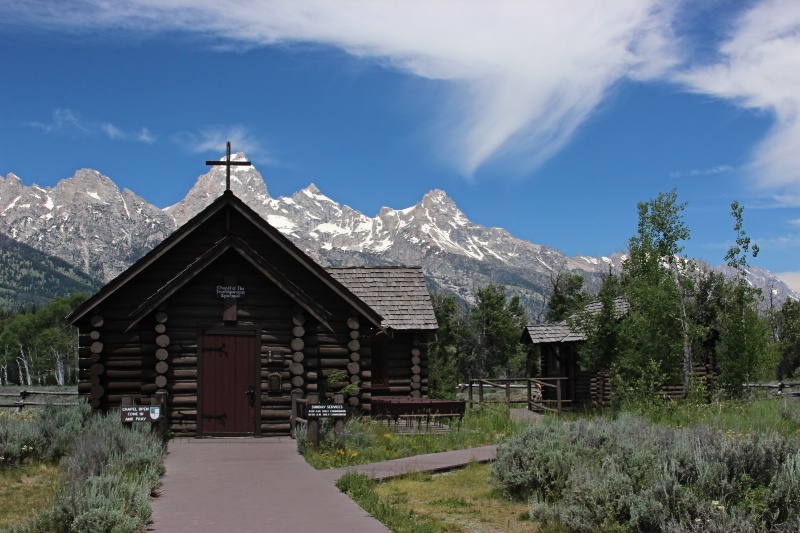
[148,439,498,533]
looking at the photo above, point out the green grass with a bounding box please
[304,405,521,469]
[0,463,61,530]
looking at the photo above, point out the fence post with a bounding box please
[527,379,532,410]
[556,380,562,414]
[478,380,484,407]
[333,393,345,440]
[290,389,303,439]
[306,393,320,446]
[153,391,168,445]
[468,381,473,408]
[506,381,511,405]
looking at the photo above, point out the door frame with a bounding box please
[196,324,262,437]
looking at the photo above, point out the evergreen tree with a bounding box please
[467,285,528,378]
[775,298,800,379]
[427,292,469,398]
[545,272,588,322]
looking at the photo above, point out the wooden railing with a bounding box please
[467,377,569,414]
[0,389,81,411]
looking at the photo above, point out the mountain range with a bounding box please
[1,154,795,315]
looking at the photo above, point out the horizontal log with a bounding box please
[261,334,293,344]
[155,348,169,361]
[411,356,421,365]
[155,375,168,388]
[292,313,306,327]
[91,363,104,375]
[292,326,305,338]
[90,330,101,340]
[90,385,104,398]
[156,335,170,347]
[155,324,166,334]
[306,383,318,392]
[291,352,304,363]
[318,346,349,356]
[349,330,359,340]
[347,362,360,375]
[155,311,168,324]
[291,376,304,387]
[261,409,292,418]
[316,334,350,344]
[350,352,360,362]
[78,382,92,393]
[347,317,359,330]
[348,397,360,407]
[90,375,100,385]
[347,340,360,352]
[167,382,197,392]
[170,356,197,367]
[260,422,291,431]
[290,338,304,351]
[169,395,197,406]
[361,371,372,379]
[155,361,169,374]
[320,358,349,368]
[90,315,104,328]
[105,370,141,379]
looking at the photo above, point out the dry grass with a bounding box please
[374,462,534,532]
[0,463,62,529]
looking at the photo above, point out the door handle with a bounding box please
[245,385,255,406]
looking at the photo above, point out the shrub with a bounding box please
[496,414,800,532]
[4,405,165,533]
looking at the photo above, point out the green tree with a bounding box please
[775,298,800,379]
[572,271,622,373]
[716,201,771,396]
[467,285,528,378]
[0,293,86,385]
[427,292,469,398]
[619,189,692,391]
[545,272,588,322]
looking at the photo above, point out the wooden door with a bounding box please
[200,333,258,436]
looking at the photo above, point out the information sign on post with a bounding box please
[306,403,347,419]
[121,406,162,424]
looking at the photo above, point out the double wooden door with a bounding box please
[200,333,258,436]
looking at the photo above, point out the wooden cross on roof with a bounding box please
[206,141,251,192]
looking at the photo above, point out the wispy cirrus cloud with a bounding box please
[670,165,734,179]
[4,0,680,177]
[173,125,268,162]
[30,108,155,144]
[8,1,800,192]
[678,0,800,191]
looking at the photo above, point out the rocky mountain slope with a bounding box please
[1,156,795,316]
[0,233,100,310]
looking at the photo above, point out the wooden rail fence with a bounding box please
[467,377,569,414]
[0,390,81,411]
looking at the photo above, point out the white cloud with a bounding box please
[173,125,267,162]
[670,165,734,178]
[10,1,800,191]
[5,0,679,176]
[678,0,800,191]
[30,108,154,143]
[30,108,86,134]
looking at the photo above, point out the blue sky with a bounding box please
[2,1,800,289]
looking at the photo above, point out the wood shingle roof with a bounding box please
[326,266,438,331]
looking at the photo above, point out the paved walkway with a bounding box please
[148,438,498,533]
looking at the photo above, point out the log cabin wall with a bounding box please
[71,193,437,437]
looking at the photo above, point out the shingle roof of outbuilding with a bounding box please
[326,266,438,331]
[522,297,629,344]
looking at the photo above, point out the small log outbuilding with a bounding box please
[521,298,629,407]
[67,191,437,437]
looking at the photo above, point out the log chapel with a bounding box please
[68,182,437,437]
